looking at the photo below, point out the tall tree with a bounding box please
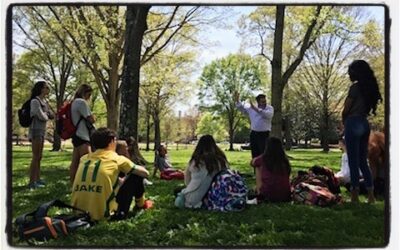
[198,54,267,150]
[239,6,334,138]
[140,50,195,150]
[120,6,231,140]
[119,5,151,139]
[289,8,365,151]
[13,7,76,150]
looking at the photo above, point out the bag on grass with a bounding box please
[15,199,92,243]
[203,169,248,212]
[292,182,341,207]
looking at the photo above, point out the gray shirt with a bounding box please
[29,97,50,139]
[71,98,93,142]
[181,161,227,208]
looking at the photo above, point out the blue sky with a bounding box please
[177,5,386,114]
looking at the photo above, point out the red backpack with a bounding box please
[56,101,82,140]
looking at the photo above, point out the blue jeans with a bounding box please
[344,116,373,190]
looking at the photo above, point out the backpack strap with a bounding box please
[34,199,88,219]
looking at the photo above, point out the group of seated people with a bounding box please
[71,127,383,222]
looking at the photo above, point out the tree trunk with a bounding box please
[145,112,151,151]
[106,97,120,131]
[228,113,235,151]
[119,5,151,140]
[320,84,330,152]
[284,115,292,150]
[153,112,161,151]
[270,5,285,139]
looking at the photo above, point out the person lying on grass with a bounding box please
[71,127,152,221]
[175,134,228,209]
[153,145,184,179]
[250,137,291,203]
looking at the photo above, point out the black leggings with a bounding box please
[115,174,145,214]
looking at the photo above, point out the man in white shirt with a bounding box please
[234,92,274,158]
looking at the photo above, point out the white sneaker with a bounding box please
[246,198,258,205]
[143,178,153,186]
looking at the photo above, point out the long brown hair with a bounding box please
[262,137,291,174]
[348,60,382,116]
[190,134,227,174]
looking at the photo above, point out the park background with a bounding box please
[1,0,399,248]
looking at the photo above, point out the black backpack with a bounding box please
[18,98,33,127]
[15,199,92,244]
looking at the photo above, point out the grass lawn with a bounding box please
[9,144,387,247]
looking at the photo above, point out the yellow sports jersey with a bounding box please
[71,149,135,220]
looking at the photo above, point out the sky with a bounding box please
[176,5,386,114]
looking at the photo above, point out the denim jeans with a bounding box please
[344,116,373,190]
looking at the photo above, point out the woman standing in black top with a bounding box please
[342,60,382,203]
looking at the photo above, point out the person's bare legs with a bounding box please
[29,137,44,185]
[70,143,91,183]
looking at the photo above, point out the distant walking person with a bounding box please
[342,60,382,204]
[69,84,96,183]
[28,81,54,189]
[234,92,274,158]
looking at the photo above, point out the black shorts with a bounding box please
[72,135,90,148]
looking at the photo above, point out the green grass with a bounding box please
[9,144,387,247]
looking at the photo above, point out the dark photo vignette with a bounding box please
[2,0,394,249]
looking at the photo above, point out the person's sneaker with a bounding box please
[36,179,46,186]
[136,200,154,210]
[110,211,127,221]
[28,181,45,190]
[143,178,153,186]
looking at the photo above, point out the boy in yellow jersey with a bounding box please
[71,127,151,221]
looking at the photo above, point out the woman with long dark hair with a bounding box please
[342,60,382,203]
[69,84,96,182]
[28,81,54,189]
[251,137,291,202]
[175,134,228,208]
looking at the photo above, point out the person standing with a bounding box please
[69,84,96,183]
[342,60,382,203]
[28,81,54,189]
[234,92,274,158]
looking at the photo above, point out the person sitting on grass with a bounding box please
[71,128,152,221]
[250,137,291,203]
[153,145,184,179]
[175,134,228,209]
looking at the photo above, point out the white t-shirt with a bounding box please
[71,98,93,142]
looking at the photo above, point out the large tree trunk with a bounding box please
[145,112,151,151]
[119,5,150,140]
[153,112,161,151]
[270,5,285,139]
[270,6,323,139]
[321,89,330,152]
[284,115,292,150]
